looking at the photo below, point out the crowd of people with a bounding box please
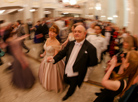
[0,17,138,102]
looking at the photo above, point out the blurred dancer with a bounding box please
[39,18,49,56]
[0,49,4,65]
[2,23,13,70]
[40,18,49,42]
[6,34,35,89]
[30,21,42,43]
[16,20,30,53]
[87,22,96,35]
[61,24,76,48]
[26,19,33,40]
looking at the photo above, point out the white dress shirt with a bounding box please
[65,39,85,77]
[86,34,107,62]
[105,31,111,45]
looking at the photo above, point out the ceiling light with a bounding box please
[113,15,118,18]
[107,17,113,20]
[18,9,23,11]
[0,10,5,14]
[95,3,101,10]
[63,12,69,14]
[101,15,106,17]
[6,9,17,14]
[62,0,69,3]
[69,0,76,5]
[44,11,51,14]
[30,9,36,12]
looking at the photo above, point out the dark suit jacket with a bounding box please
[27,23,33,34]
[3,29,12,42]
[39,23,49,41]
[54,39,98,87]
[40,23,49,36]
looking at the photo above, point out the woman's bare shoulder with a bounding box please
[47,38,50,41]
[55,39,60,46]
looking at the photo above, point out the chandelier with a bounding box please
[62,0,77,5]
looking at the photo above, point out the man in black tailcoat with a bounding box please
[47,25,98,101]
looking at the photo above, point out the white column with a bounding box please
[82,2,88,18]
[23,0,32,21]
[107,0,117,23]
[128,0,135,34]
[53,9,58,17]
[116,0,124,28]
[38,0,44,19]
[53,0,58,17]
[123,0,129,27]
[94,0,102,20]
[100,0,108,21]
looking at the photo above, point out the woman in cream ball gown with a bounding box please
[39,24,65,93]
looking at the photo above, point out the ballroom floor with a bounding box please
[0,38,111,102]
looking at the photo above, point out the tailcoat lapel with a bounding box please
[74,40,87,66]
[66,41,75,64]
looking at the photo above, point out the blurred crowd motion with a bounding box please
[0,17,138,102]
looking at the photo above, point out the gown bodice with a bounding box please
[43,44,61,57]
[44,44,55,57]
